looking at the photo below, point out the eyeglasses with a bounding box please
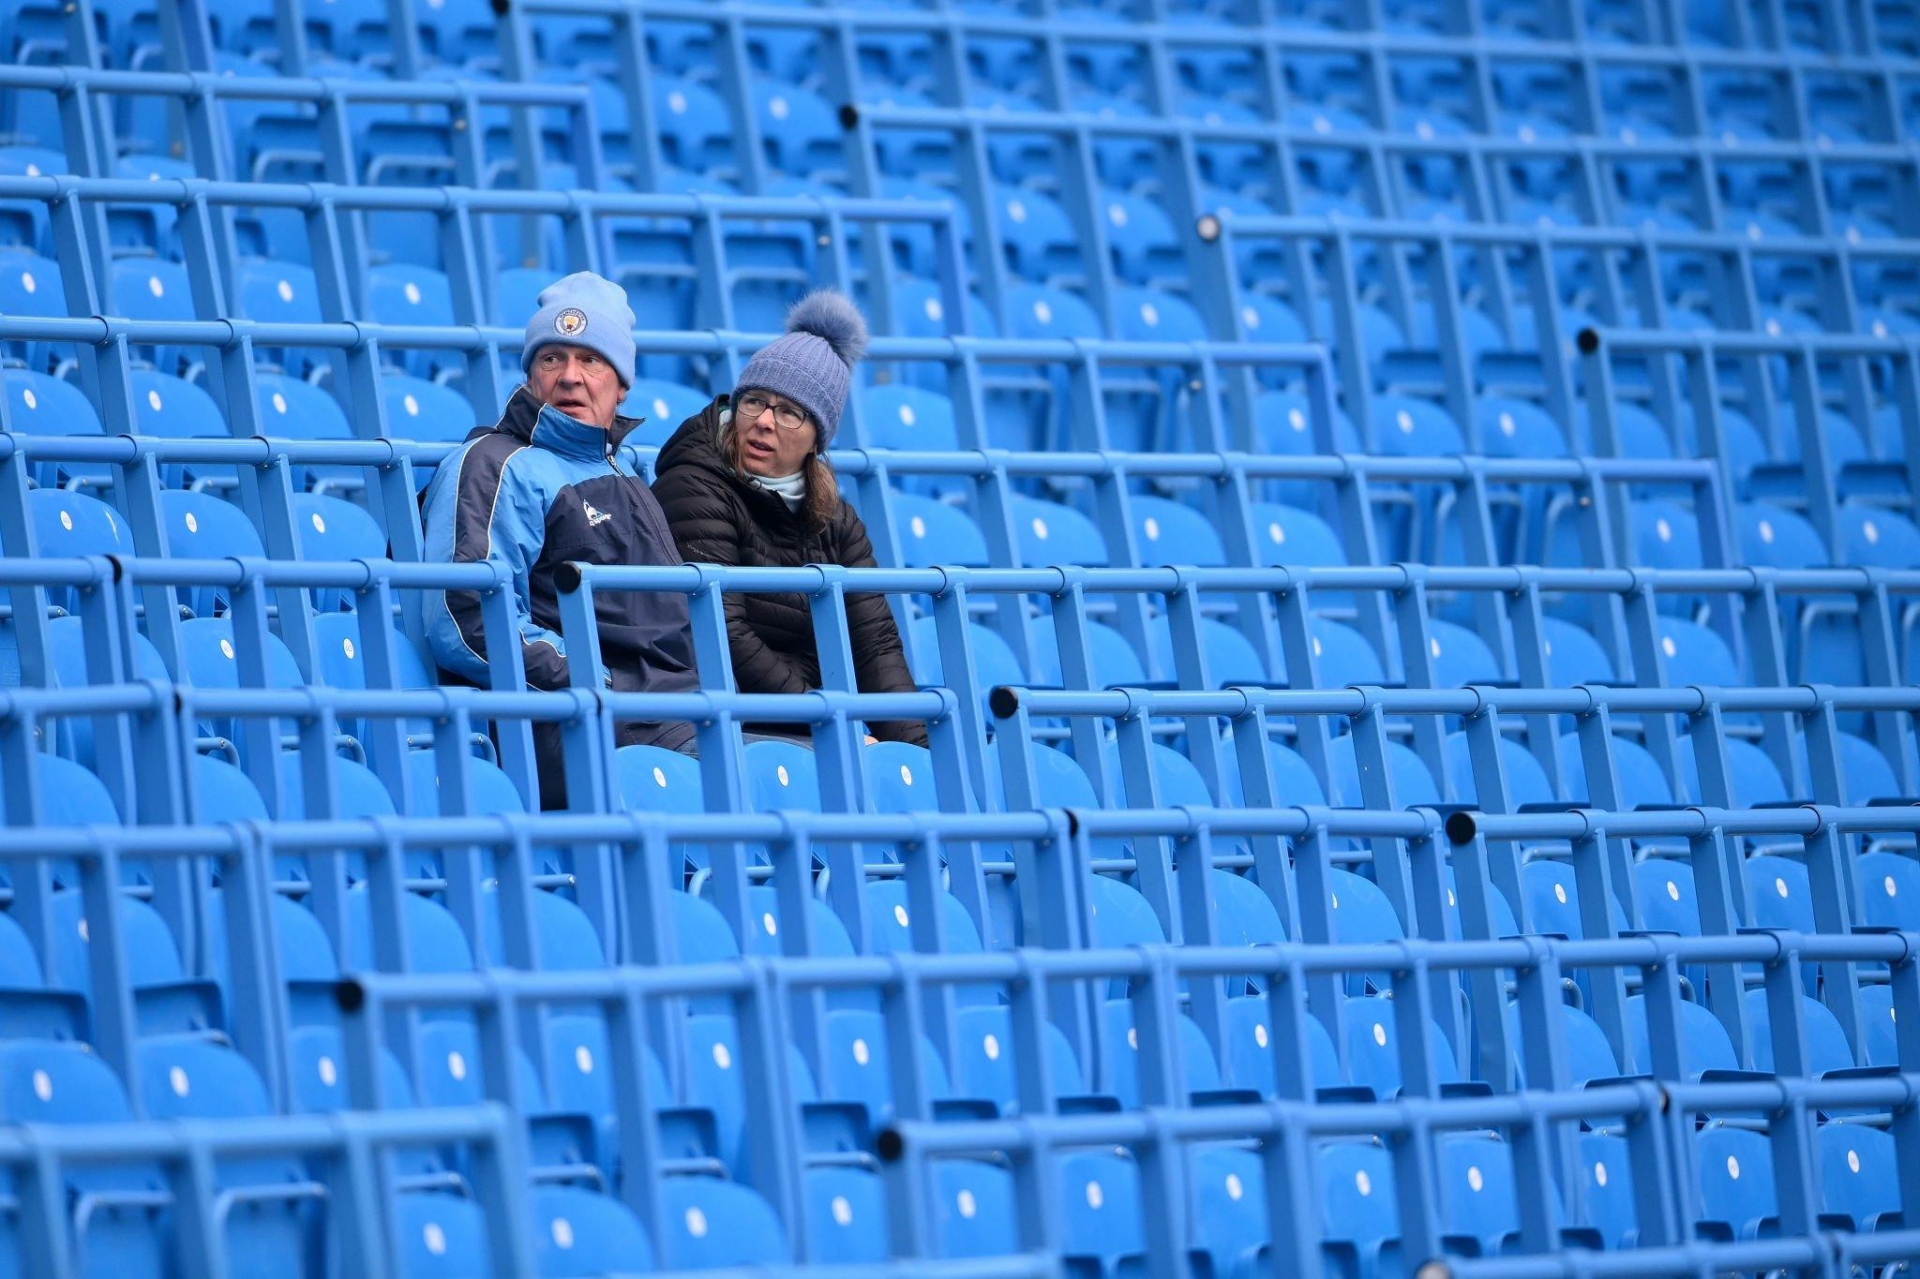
[737,392,812,432]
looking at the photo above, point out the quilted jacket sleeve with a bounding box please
[837,507,931,747]
[652,464,815,695]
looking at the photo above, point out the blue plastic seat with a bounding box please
[1058,1150,1146,1276]
[1318,1141,1400,1276]
[534,1186,655,1277]
[890,491,990,568]
[1009,494,1109,568]
[1818,1123,1901,1232]
[933,1159,1019,1259]
[1695,1124,1777,1241]
[1437,1136,1521,1257]
[657,1176,787,1269]
[398,1193,492,1277]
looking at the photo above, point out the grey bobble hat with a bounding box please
[732,290,869,447]
[522,271,637,387]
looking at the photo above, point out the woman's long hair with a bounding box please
[718,410,841,527]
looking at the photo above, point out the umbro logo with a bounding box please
[583,500,611,527]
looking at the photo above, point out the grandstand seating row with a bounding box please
[3,0,1920,1275]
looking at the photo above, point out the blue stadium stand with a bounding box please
[3,0,1920,1273]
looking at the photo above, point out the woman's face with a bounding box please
[735,389,817,477]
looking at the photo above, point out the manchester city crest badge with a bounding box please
[555,307,588,337]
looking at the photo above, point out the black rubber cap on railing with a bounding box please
[988,686,1021,720]
[1575,327,1601,354]
[1445,811,1478,845]
[838,104,860,130]
[876,1128,905,1163]
[334,978,366,1014]
[554,561,584,593]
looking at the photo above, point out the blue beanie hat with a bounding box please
[522,271,636,388]
[733,290,868,447]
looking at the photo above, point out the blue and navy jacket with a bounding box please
[422,386,698,751]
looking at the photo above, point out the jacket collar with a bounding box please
[495,384,644,460]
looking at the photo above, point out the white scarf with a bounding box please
[750,469,807,512]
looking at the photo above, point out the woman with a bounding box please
[651,291,928,747]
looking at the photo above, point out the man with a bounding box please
[422,271,697,808]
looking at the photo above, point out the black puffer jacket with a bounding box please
[650,398,928,746]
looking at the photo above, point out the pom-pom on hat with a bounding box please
[732,290,869,447]
[521,271,637,388]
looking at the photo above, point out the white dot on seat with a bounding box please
[1140,303,1160,327]
[1467,1165,1484,1192]
[899,404,917,427]
[423,1222,447,1255]
[1288,408,1306,432]
[1430,638,1442,659]
[1269,522,1284,544]
[893,903,910,928]
[1144,517,1161,540]
[1667,880,1680,901]
[1774,877,1788,898]
[551,1217,574,1249]
[900,765,914,786]
[20,388,36,412]
[983,1033,1000,1061]
[910,515,927,538]
[1085,1180,1104,1209]
[1254,1022,1268,1048]
[852,1038,871,1067]
[219,638,236,660]
[777,765,791,787]
[1661,636,1677,659]
[342,638,355,660]
[957,1189,978,1218]
[574,1045,593,1075]
[1312,636,1323,658]
[762,912,778,936]
[1655,517,1672,542]
[1865,521,1881,544]
[1396,409,1414,434]
[1127,1027,1139,1050]
[711,1042,732,1070]
[276,279,294,303]
[1758,519,1774,544]
[769,96,790,120]
[447,1051,467,1081]
[1594,1161,1608,1187]
[1726,1155,1741,1180]
[311,512,328,534]
[1225,1172,1244,1200]
[1764,318,1781,337]
[831,1195,853,1226]
[1848,1148,1862,1174]
[1553,883,1568,904]
[1242,305,1260,330]
[78,919,87,941]
[1031,518,1049,540]
[32,1069,51,1102]
[653,766,668,788]
[685,1207,708,1238]
[668,91,688,114]
[1107,203,1130,228]
[1007,199,1028,224]
[318,1056,337,1087]
[146,273,166,299]
[1033,300,1053,325]
[924,298,943,322]
[403,281,422,306]
[59,510,73,531]
[403,394,420,416]
[20,272,35,294]
[1355,1170,1372,1196]
[272,391,289,415]
[148,389,163,412]
[1373,1022,1387,1046]
[1886,876,1898,898]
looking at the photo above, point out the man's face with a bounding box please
[528,344,623,429]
